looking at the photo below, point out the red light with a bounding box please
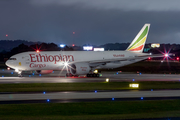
[6,34,8,37]
[177,57,179,61]
[72,44,75,47]
[36,50,40,53]
[73,32,75,34]
[148,57,151,60]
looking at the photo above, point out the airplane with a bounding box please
[5,23,158,77]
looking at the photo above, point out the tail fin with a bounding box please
[126,24,150,52]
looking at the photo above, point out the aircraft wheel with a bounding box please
[93,74,97,77]
[87,73,99,77]
[18,74,22,77]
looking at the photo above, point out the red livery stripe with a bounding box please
[129,45,144,51]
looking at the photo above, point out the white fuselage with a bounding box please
[6,51,148,71]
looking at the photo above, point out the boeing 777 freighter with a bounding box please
[6,24,154,77]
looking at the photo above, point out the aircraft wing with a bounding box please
[88,54,164,67]
[68,54,165,67]
[135,54,164,58]
[87,55,147,67]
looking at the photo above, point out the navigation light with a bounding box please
[177,57,179,61]
[165,53,168,57]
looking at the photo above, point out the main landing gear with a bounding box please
[86,73,100,77]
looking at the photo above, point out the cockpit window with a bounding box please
[9,58,17,60]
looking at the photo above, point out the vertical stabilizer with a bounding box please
[126,24,150,52]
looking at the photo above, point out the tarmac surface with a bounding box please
[1,71,180,103]
[0,71,180,83]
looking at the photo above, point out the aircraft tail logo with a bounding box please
[126,24,150,52]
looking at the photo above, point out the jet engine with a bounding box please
[69,63,91,75]
[36,70,53,74]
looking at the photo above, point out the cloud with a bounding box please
[30,0,180,11]
[0,0,180,45]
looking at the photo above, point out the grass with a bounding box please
[0,81,180,92]
[1,61,180,119]
[0,100,180,119]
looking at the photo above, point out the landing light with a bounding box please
[15,69,22,74]
[94,70,98,74]
[64,62,68,66]
[15,69,18,72]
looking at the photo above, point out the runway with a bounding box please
[1,72,180,104]
[1,90,180,104]
[0,72,180,83]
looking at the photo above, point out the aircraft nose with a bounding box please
[5,60,15,68]
[5,60,11,67]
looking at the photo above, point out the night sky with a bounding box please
[0,0,180,45]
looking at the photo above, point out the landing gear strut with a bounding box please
[18,72,22,77]
[66,73,73,77]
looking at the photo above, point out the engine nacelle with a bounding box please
[36,70,53,74]
[69,63,91,75]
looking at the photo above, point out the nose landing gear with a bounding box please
[18,72,22,77]
[15,69,22,77]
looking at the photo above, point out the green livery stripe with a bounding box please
[127,26,148,50]
[128,36,146,50]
